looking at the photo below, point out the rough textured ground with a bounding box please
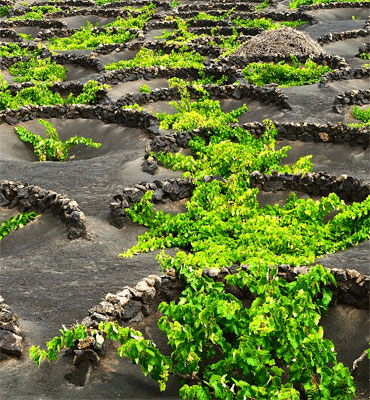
[0,1,369,399]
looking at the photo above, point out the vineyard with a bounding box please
[0,0,369,399]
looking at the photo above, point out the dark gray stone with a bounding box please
[0,330,23,357]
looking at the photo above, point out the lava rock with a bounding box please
[0,330,23,357]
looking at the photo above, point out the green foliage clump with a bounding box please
[0,78,64,110]
[349,106,370,127]
[157,18,201,46]
[207,27,243,57]
[156,17,243,57]
[15,119,101,161]
[10,6,62,20]
[18,33,33,40]
[155,79,246,132]
[352,106,370,123]
[9,58,67,83]
[232,17,306,29]
[242,56,332,87]
[1,212,39,239]
[0,43,41,58]
[67,80,109,105]
[105,48,205,71]
[193,10,233,21]
[122,103,144,111]
[360,53,370,60]
[139,84,152,93]
[48,4,155,50]
[0,5,10,17]
[289,0,366,9]
[193,72,228,86]
[256,0,270,10]
[0,76,108,110]
[30,322,171,391]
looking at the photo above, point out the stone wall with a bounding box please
[0,18,66,29]
[0,104,158,133]
[177,3,255,12]
[333,89,370,113]
[51,53,105,72]
[0,181,87,239]
[298,1,370,11]
[318,29,370,45]
[110,177,194,228]
[0,28,22,41]
[117,82,291,110]
[60,259,368,383]
[243,121,369,147]
[146,122,369,158]
[0,295,23,359]
[357,42,370,57]
[4,80,109,102]
[250,170,370,202]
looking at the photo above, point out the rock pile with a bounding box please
[234,27,325,58]
[0,296,23,358]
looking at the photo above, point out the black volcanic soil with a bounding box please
[0,2,369,399]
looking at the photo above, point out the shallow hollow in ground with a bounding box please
[12,118,148,161]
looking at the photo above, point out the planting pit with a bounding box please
[276,140,370,180]
[64,64,101,82]
[0,0,369,398]
[99,50,137,66]
[322,36,370,67]
[107,78,170,100]
[12,118,148,161]
[299,9,367,39]
[62,15,117,30]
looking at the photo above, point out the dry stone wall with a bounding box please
[0,181,87,239]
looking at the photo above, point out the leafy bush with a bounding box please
[0,5,10,17]
[256,0,270,10]
[349,106,370,127]
[10,6,62,20]
[105,48,205,71]
[1,212,39,239]
[242,56,332,87]
[353,106,370,123]
[9,58,67,83]
[360,53,370,60]
[18,33,33,40]
[67,80,110,105]
[155,79,246,132]
[139,84,152,93]
[30,322,171,391]
[157,18,201,46]
[0,79,65,110]
[0,76,108,110]
[48,4,155,50]
[29,81,369,398]
[111,89,367,398]
[232,17,306,29]
[0,43,42,58]
[15,119,101,161]
[193,10,233,21]
[122,103,144,111]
